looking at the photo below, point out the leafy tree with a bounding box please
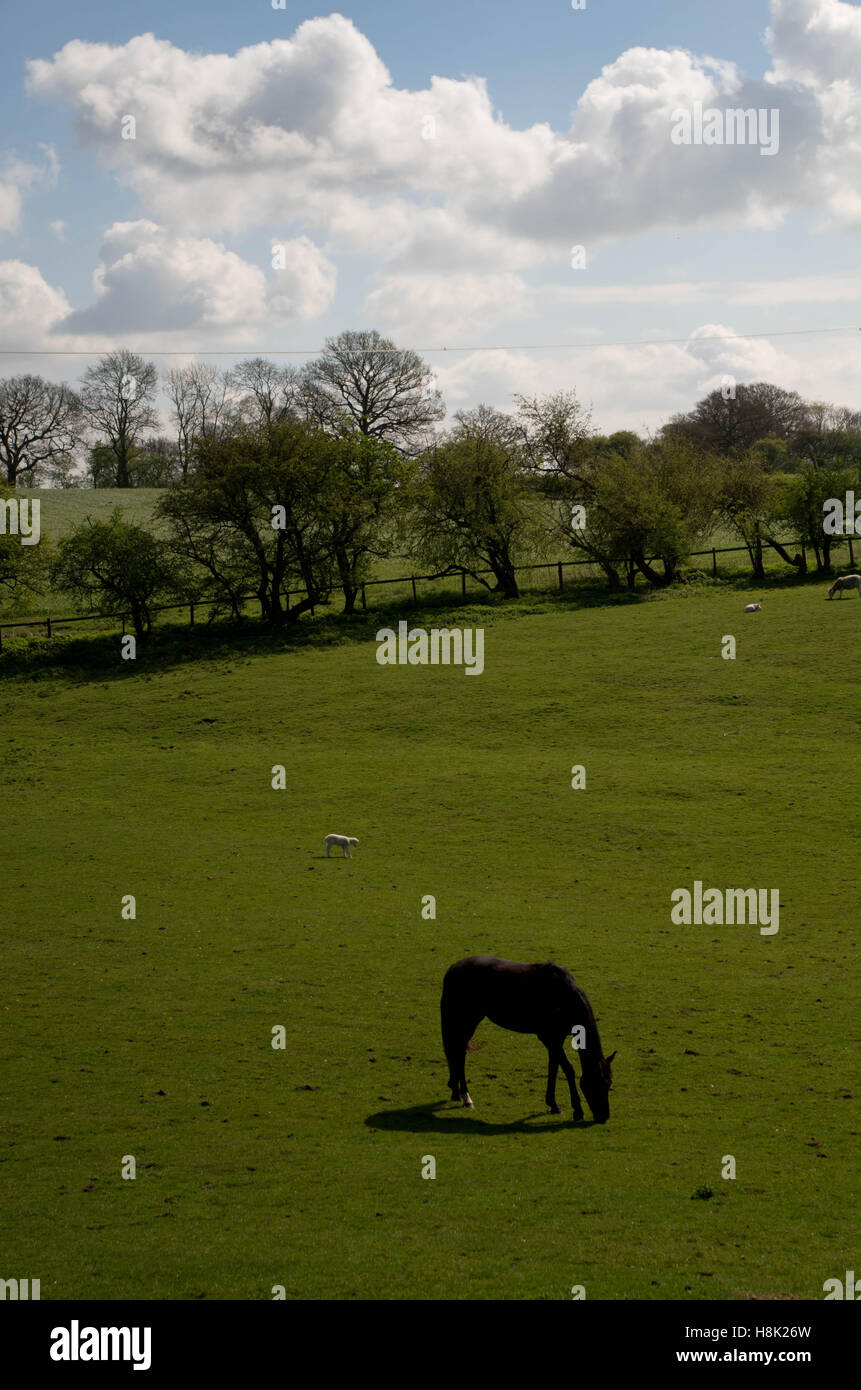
[0,485,48,606]
[410,405,544,598]
[51,511,179,643]
[88,437,181,487]
[319,432,413,614]
[590,436,721,586]
[782,465,853,572]
[158,419,338,625]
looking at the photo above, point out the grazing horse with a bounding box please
[828,574,861,599]
[441,955,616,1122]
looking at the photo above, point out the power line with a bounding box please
[0,325,859,358]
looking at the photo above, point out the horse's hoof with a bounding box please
[463,1095,474,1108]
[573,1111,584,1122]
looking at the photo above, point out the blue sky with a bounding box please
[2,0,860,434]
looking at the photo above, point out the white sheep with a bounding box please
[325,833,359,858]
[744,602,763,612]
[828,575,861,599]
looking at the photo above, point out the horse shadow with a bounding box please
[365,1101,602,1135]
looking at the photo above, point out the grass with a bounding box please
[1,577,859,1300]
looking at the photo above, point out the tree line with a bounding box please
[2,331,861,639]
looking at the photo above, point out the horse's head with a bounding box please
[580,1050,616,1123]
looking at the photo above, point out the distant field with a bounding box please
[19,488,166,540]
[1,581,858,1299]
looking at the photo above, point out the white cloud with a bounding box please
[0,259,71,345]
[0,146,59,233]
[364,271,534,340]
[24,12,829,262]
[60,221,335,339]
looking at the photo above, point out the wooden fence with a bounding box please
[1,533,857,651]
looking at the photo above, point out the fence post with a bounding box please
[801,540,806,570]
[361,584,367,610]
[46,616,52,639]
[712,548,717,577]
[0,624,3,653]
[122,614,126,636]
[557,561,563,591]
[850,537,855,567]
[189,601,195,626]
[411,576,417,600]
[461,569,467,597]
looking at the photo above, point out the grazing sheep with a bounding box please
[828,574,861,599]
[325,833,359,858]
[744,602,762,612]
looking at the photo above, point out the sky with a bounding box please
[1,0,861,436]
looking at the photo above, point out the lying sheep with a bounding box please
[744,602,763,612]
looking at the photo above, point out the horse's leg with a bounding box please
[559,1046,585,1121]
[540,1034,562,1114]
[441,1000,480,1107]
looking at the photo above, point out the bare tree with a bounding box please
[227,357,298,428]
[0,375,82,486]
[165,363,236,480]
[300,329,445,453]
[79,350,159,488]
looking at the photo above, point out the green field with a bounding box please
[1,580,858,1300]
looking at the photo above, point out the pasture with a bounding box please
[1,580,858,1300]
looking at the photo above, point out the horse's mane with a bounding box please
[571,983,604,1059]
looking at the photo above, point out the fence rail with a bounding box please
[1,533,856,651]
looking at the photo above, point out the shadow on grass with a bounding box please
[4,558,838,682]
[0,580,646,682]
[365,1100,601,1135]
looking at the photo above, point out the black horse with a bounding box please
[441,955,616,1122]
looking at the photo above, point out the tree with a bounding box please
[51,511,179,643]
[589,435,721,587]
[165,364,237,480]
[0,485,48,605]
[227,357,297,429]
[515,389,594,486]
[790,402,861,474]
[300,329,445,453]
[87,436,180,488]
[411,405,543,598]
[158,419,338,626]
[782,465,853,572]
[319,432,413,614]
[0,375,82,486]
[663,382,808,456]
[79,351,159,488]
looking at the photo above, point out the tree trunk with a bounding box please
[632,550,672,586]
[765,535,806,574]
